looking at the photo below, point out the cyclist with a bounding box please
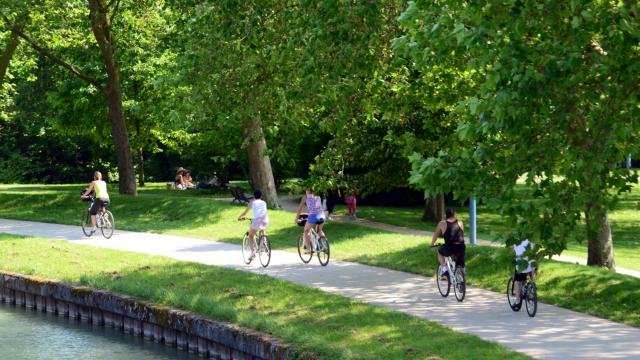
[295,187,325,253]
[237,190,269,260]
[81,171,110,234]
[513,239,535,307]
[430,208,465,277]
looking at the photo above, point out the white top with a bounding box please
[514,239,534,273]
[252,199,267,219]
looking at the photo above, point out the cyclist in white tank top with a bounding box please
[238,190,269,259]
[81,171,110,234]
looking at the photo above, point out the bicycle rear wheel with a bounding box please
[81,211,93,237]
[258,235,271,268]
[453,267,466,302]
[242,232,253,264]
[317,236,330,266]
[507,277,521,311]
[436,268,450,297]
[525,283,538,317]
[100,210,115,239]
[297,234,312,263]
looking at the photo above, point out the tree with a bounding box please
[2,0,137,194]
[400,0,640,269]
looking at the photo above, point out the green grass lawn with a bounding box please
[338,183,640,271]
[0,234,530,360]
[0,184,638,327]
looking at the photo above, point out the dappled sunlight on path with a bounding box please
[1,218,639,359]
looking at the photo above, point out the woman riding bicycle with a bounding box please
[81,171,109,234]
[513,239,536,308]
[295,187,325,253]
[430,208,466,277]
[237,190,269,261]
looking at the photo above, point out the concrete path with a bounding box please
[278,195,640,278]
[1,219,639,360]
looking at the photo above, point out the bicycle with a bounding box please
[431,244,465,302]
[239,218,271,268]
[296,214,330,266]
[80,191,114,239]
[507,271,538,317]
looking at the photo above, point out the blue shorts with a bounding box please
[308,213,325,225]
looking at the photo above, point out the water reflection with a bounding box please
[0,302,197,360]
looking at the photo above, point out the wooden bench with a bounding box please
[227,185,252,205]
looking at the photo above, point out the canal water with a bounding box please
[0,302,198,359]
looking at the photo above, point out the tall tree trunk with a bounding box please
[88,0,136,195]
[422,194,445,222]
[135,118,145,187]
[244,113,280,209]
[585,207,615,270]
[0,14,27,86]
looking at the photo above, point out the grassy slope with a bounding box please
[0,184,638,327]
[0,234,529,360]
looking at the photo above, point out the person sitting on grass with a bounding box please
[237,190,269,260]
[184,171,196,189]
[430,208,466,277]
[175,167,187,190]
[81,171,110,234]
[295,187,326,253]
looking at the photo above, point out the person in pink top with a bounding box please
[295,187,326,253]
[345,190,357,219]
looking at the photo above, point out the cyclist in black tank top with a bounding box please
[430,208,466,276]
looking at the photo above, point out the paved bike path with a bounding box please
[1,219,638,360]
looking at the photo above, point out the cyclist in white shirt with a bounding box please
[238,190,269,260]
[513,239,536,306]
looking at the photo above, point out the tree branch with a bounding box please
[1,13,106,95]
[109,0,121,27]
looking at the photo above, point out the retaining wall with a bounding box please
[0,271,290,360]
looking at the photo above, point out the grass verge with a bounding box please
[0,184,638,327]
[0,234,529,360]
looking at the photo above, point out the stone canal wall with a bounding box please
[0,271,290,360]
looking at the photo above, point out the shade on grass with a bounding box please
[0,234,530,360]
[0,184,638,327]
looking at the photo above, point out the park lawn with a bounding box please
[339,182,640,271]
[0,234,530,360]
[0,184,638,326]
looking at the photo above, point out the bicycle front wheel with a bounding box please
[525,283,538,317]
[242,232,253,264]
[317,236,330,266]
[100,211,115,239]
[297,234,312,263]
[81,211,93,237]
[436,268,450,297]
[453,267,466,302]
[258,235,271,268]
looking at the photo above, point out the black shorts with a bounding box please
[514,271,529,282]
[89,198,109,215]
[438,243,466,267]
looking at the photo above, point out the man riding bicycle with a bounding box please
[81,171,110,234]
[430,208,466,277]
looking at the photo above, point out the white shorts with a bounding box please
[251,216,269,231]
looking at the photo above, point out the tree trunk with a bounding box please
[585,207,615,270]
[0,14,27,86]
[135,118,145,187]
[422,194,445,222]
[88,0,137,195]
[244,113,280,209]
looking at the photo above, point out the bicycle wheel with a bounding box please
[81,211,93,237]
[507,277,521,311]
[297,234,312,263]
[453,267,466,302]
[242,232,253,264]
[436,268,450,297]
[100,210,115,239]
[317,236,330,266]
[258,235,271,268]
[525,283,538,317]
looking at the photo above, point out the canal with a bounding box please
[0,302,198,359]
